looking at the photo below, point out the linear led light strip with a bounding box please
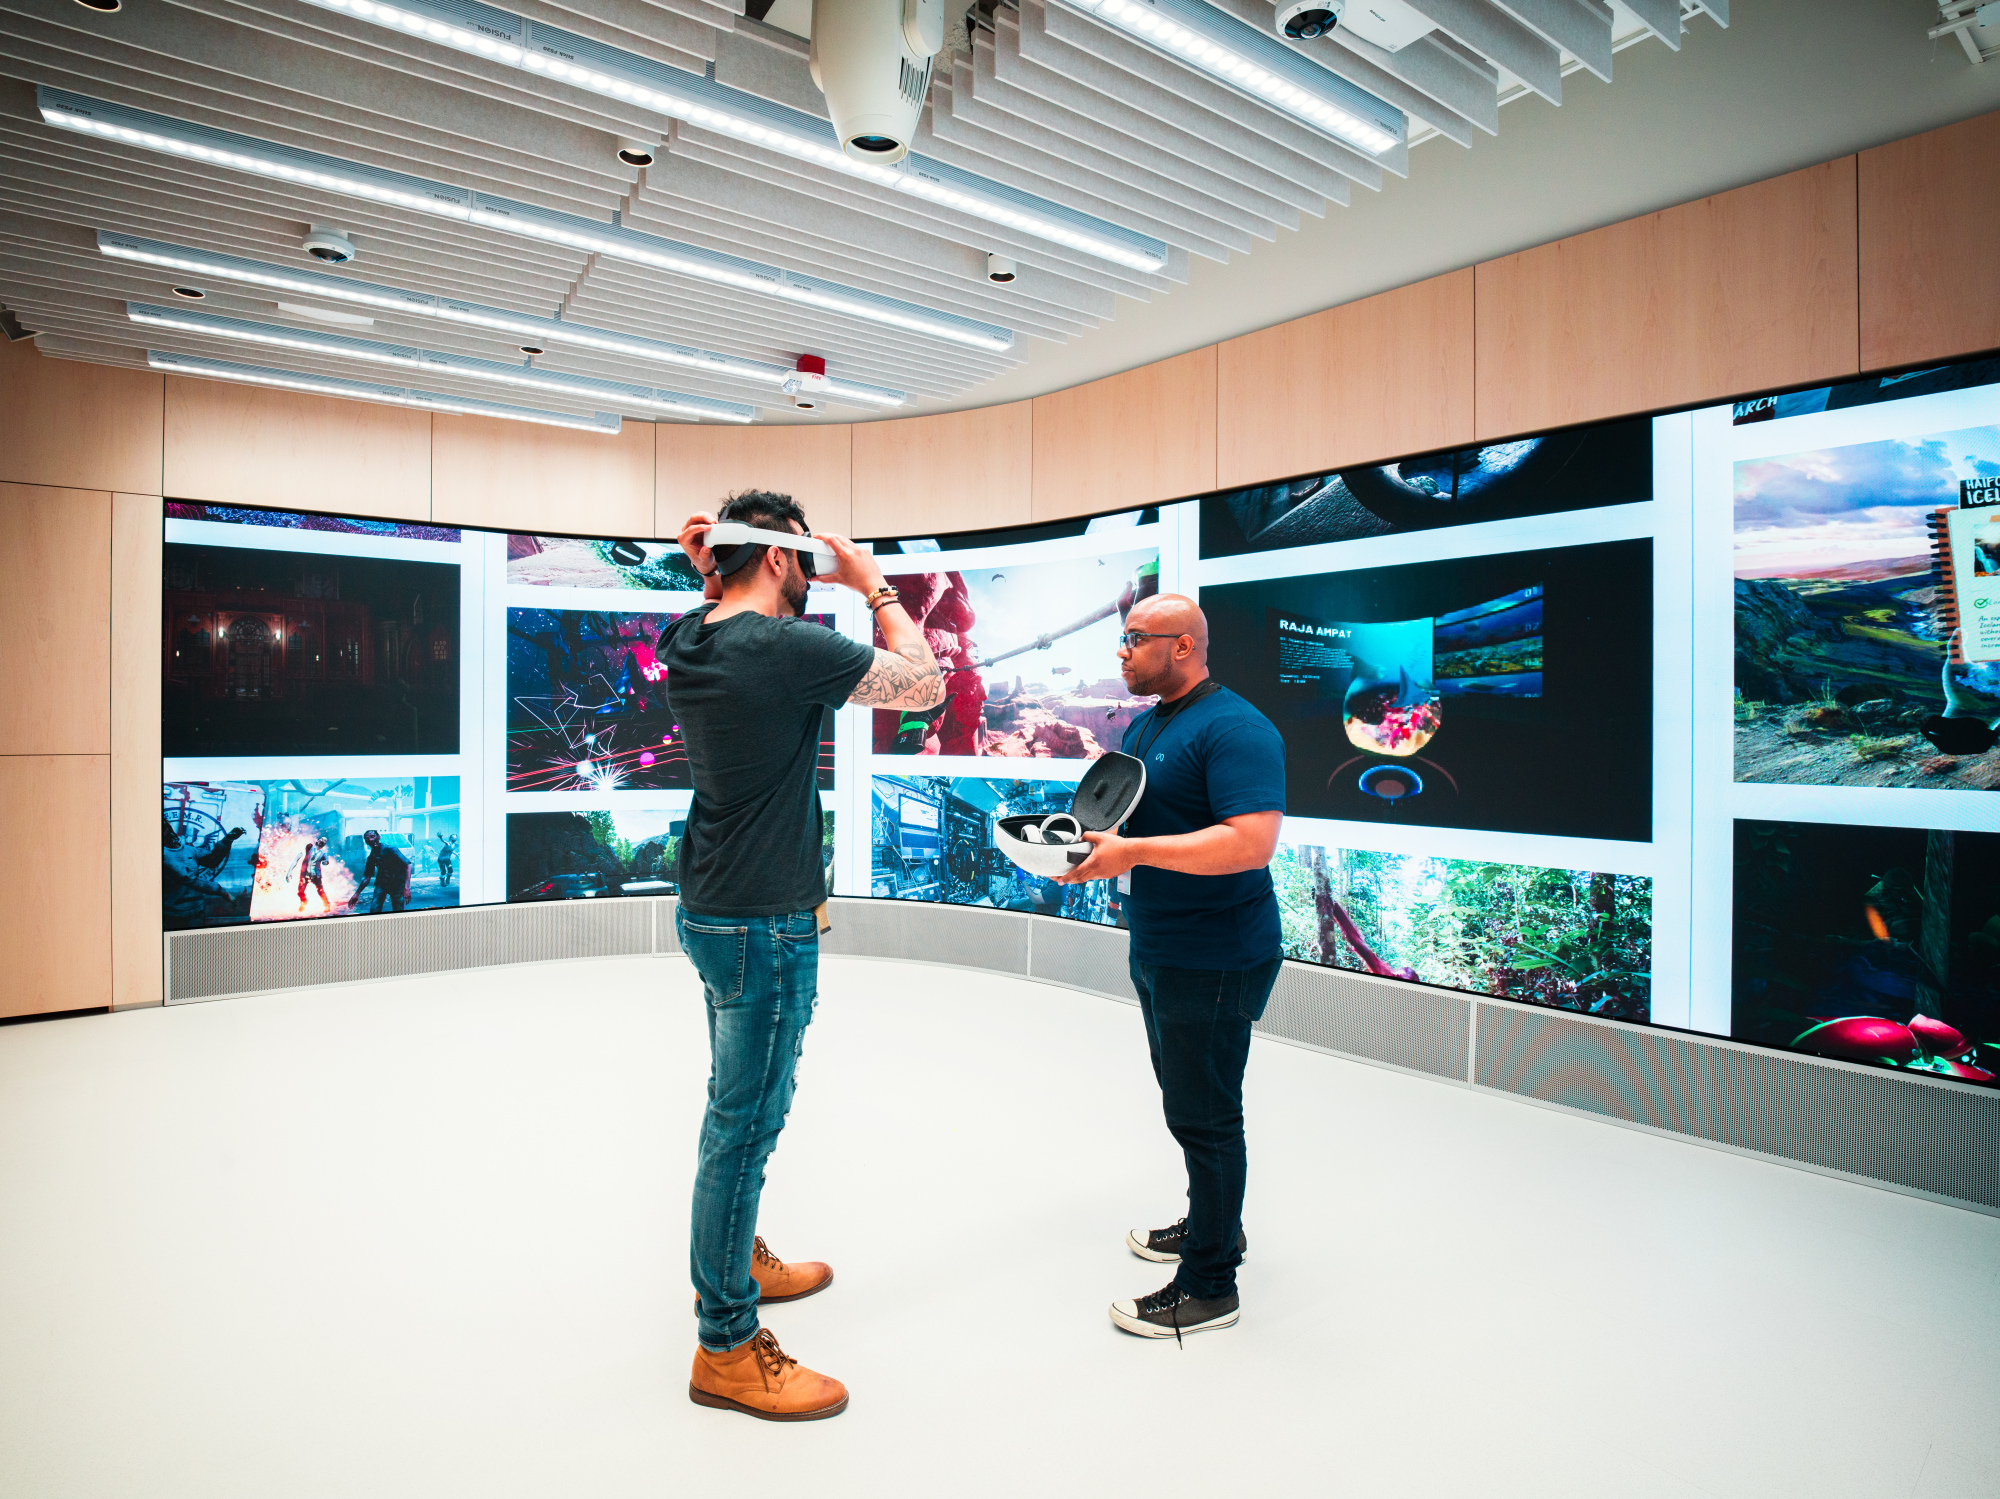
[127,303,756,422]
[1054,0,1403,156]
[97,233,907,409]
[36,88,1014,354]
[147,350,621,432]
[289,0,1170,274]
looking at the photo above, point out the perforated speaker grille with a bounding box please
[1029,916,1138,1001]
[167,899,660,1003]
[1260,962,1471,1082]
[822,898,1028,974]
[1472,1001,2000,1210]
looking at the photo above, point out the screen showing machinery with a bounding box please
[161,351,2000,1089]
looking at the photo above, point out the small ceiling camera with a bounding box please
[1276,0,1343,39]
[616,138,656,167]
[986,253,1017,284]
[302,227,356,264]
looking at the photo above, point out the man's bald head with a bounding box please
[1119,593,1210,699]
[1126,594,1208,659]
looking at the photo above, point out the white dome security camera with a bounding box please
[616,138,656,167]
[810,0,945,164]
[302,226,356,264]
[985,253,1017,284]
[1275,0,1343,39]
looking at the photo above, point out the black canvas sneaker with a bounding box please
[1109,1279,1240,1340]
[1126,1217,1248,1264]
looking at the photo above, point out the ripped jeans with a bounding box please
[676,906,820,1352]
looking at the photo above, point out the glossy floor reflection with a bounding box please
[1,954,1995,1499]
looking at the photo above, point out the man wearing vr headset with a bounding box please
[659,491,942,1422]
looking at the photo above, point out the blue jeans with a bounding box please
[677,906,820,1351]
[1130,955,1282,1301]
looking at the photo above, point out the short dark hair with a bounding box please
[714,490,808,585]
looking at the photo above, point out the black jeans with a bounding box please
[1130,955,1282,1300]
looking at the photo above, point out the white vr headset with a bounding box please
[704,522,836,577]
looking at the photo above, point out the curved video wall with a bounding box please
[159,350,2000,1091]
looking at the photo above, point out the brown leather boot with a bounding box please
[692,1236,833,1314]
[750,1235,833,1303]
[689,1329,849,1421]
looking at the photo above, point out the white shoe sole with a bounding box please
[1108,1300,1239,1338]
[1126,1229,1179,1263]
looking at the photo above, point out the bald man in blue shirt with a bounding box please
[1059,592,1286,1340]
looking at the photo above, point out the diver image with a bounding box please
[163,778,460,929]
[1198,418,1651,558]
[1206,539,1650,842]
[163,542,460,758]
[1273,842,1651,1022]
[872,776,1119,925]
[1733,819,1999,1087]
[872,549,1158,759]
[506,607,839,793]
[1733,420,2000,789]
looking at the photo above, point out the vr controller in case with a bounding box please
[995,752,1147,879]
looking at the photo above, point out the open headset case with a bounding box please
[994,751,1147,880]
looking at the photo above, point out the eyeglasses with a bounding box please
[1117,630,1187,650]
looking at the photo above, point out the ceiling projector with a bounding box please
[810,0,944,165]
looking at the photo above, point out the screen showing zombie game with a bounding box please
[162,352,2000,1093]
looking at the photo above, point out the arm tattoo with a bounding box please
[849,642,944,709]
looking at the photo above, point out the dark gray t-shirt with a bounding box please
[660,605,874,918]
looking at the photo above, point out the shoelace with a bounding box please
[750,1328,797,1380]
[752,1235,785,1271]
[1138,1281,1190,1349]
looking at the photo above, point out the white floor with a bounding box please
[2,956,1995,1499]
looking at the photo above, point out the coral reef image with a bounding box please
[872,550,1158,760]
[163,778,460,930]
[506,534,703,592]
[1733,424,2000,789]
[1198,419,1650,558]
[1272,843,1651,1020]
[871,775,1118,925]
[1733,820,1999,1086]
[167,504,459,542]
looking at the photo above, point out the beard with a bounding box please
[781,558,810,617]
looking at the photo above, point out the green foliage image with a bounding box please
[1272,844,1652,1020]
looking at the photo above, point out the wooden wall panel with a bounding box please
[431,414,654,536]
[111,493,164,1011]
[0,339,162,495]
[1217,271,1475,489]
[1475,160,1860,440]
[657,423,854,536]
[163,377,431,517]
[1859,109,2000,372]
[0,483,111,756]
[851,402,1032,537]
[1032,348,1216,519]
[0,755,111,1017]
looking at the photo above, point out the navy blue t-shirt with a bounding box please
[1118,684,1286,971]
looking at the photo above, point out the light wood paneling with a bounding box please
[1475,160,1860,440]
[111,493,164,1011]
[657,423,854,536]
[0,338,163,495]
[163,376,432,517]
[851,402,1032,537]
[0,755,111,1018]
[1860,109,2000,372]
[431,414,654,536]
[1032,348,1217,519]
[0,483,111,756]
[1218,272,1475,489]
